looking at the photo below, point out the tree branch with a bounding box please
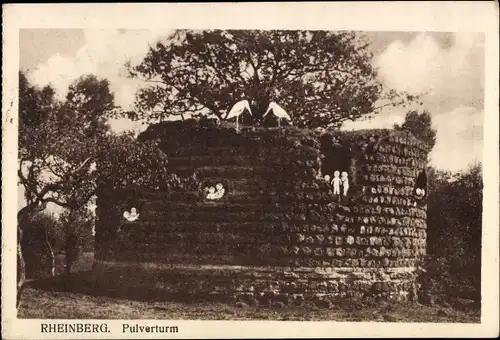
[18,167,40,199]
[76,188,97,207]
[372,102,396,112]
[245,48,260,85]
[136,77,169,86]
[205,45,231,86]
[72,157,94,175]
[44,160,66,180]
[44,197,72,208]
[38,183,66,200]
[269,51,282,88]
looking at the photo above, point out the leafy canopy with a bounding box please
[18,73,116,211]
[129,30,419,129]
[395,110,437,149]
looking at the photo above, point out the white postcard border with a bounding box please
[2,2,499,339]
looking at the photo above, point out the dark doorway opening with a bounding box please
[414,170,428,198]
[319,134,351,179]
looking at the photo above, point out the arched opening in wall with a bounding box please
[413,170,428,201]
[200,178,231,202]
[320,134,350,177]
[319,133,356,197]
[115,188,148,228]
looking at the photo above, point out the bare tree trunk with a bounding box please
[64,209,77,277]
[17,201,47,308]
[16,230,26,308]
[45,230,56,276]
[64,253,72,276]
[64,238,73,276]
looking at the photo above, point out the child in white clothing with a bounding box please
[332,171,341,195]
[341,171,349,196]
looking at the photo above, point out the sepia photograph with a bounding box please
[2,2,499,339]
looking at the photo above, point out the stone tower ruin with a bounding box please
[94,121,430,305]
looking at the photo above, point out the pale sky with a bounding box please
[20,29,484,172]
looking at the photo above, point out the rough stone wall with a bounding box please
[95,122,430,304]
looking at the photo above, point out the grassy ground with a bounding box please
[18,287,480,322]
[18,252,480,322]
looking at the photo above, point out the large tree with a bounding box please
[18,74,114,233]
[18,74,115,218]
[17,73,116,305]
[18,72,60,306]
[18,72,172,305]
[128,30,418,128]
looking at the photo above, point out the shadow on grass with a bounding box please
[25,251,227,304]
[26,271,237,304]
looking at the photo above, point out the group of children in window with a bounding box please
[323,171,350,196]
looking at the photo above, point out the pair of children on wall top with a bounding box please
[324,171,349,196]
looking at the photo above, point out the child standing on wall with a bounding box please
[341,171,349,196]
[332,171,341,196]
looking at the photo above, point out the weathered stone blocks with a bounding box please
[96,125,430,304]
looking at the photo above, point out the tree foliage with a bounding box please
[17,72,118,304]
[129,30,419,128]
[395,110,436,149]
[58,207,95,270]
[19,207,95,279]
[20,211,60,279]
[18,73,116,213]
[19,72,55,131]
[19,71,171,219]
[64,75,116,137]
[424,162,483,302]
[98,131,170,191]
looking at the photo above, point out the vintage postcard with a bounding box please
[2,2,499,339]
